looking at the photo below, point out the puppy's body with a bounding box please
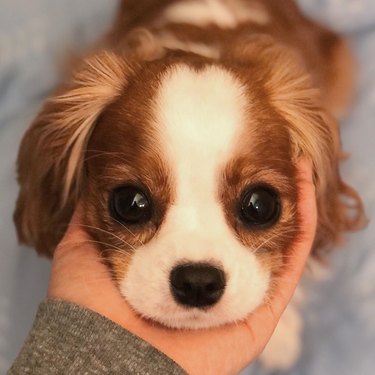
[14,0,364,370]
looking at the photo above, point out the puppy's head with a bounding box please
[14,43,364,328]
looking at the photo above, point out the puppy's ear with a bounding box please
[303,114,366,257]
[14,52,129,256]
[232,36,365,256]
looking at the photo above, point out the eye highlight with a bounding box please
[239,185,281,228]
[109,185,152,225]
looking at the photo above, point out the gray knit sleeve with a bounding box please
[8,299,187,375]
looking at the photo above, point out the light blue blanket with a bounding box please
[0,1,374,374]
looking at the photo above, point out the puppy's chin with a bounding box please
[124,303,263,330]
[135,306,251,330]
[120,283,270,330]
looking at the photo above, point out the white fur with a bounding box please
[159,0,270,29]
[158,32,220,59]
[120,65,271,329]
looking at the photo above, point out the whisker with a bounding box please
[252,227,298,255]
[71,223,137,252]
[110,217,145,246]
[82,239,129,253]
[101,247,132,258]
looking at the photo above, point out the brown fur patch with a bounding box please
[81,60,176,278]
[14,52,132,256]
[218,72,299,276]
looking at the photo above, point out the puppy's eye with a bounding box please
[110,186,151,224]
[240,186,280,228]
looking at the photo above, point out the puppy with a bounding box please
[14,0,365,370]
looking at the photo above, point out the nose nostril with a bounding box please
[170,263,226,308]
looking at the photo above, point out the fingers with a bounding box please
[53,204,97,267]
[58,203,87,242]
[274,159,317,304]
[48,204,111,301]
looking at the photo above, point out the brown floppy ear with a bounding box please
[306,114,366,257]
[281,95,365,255]
[232,35,365,256]
[14,52,129,256]
[257,42,365,256]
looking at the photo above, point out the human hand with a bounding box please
[48,160,317,375]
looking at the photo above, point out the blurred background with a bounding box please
[0,1,374,374]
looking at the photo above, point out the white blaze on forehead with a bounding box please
[158,32,220,59]
[156,64,246,222]
[160,0,270,29]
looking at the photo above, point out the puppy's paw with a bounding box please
[259,303,302,371]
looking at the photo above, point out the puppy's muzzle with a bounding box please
[170,263,226,308]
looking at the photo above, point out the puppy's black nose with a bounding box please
[170,263,225,308]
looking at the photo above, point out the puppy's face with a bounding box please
[82,59,298,328]
[16,47,362,329]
